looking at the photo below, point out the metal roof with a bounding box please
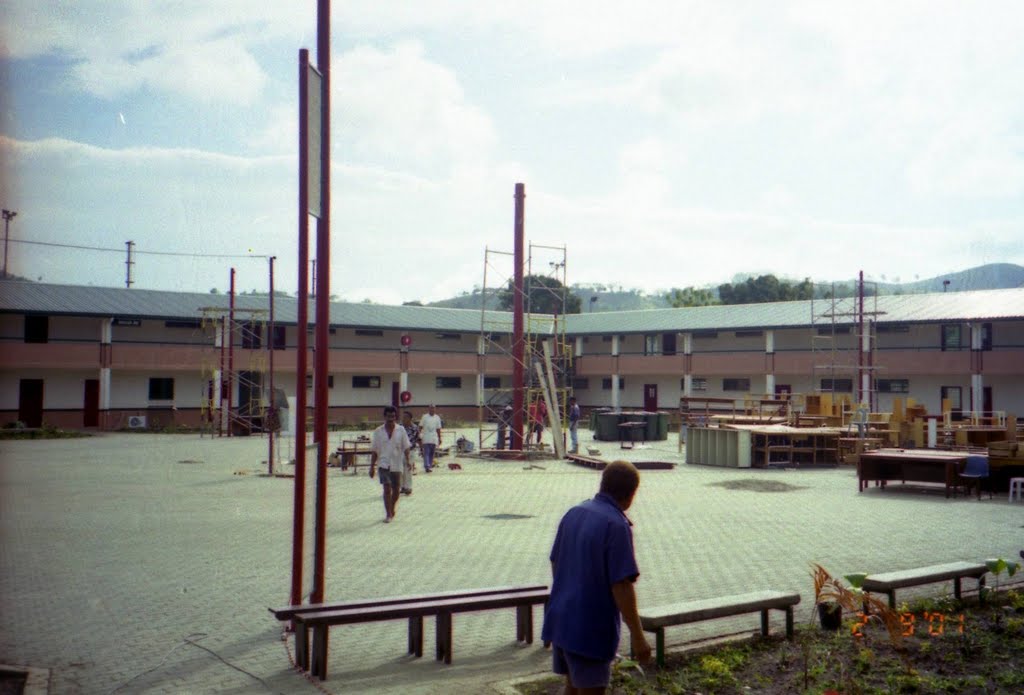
[1,281,1022,334]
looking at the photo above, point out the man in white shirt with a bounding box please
[418,404,443,473]
[369,406,411,523]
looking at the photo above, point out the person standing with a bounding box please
[541,460,652,693]
[497,403,514,450]
[369,406,411,523]
[400,410,420,494]
[568,396,581,454]
[529,394,548,446]
[418,404,443,473]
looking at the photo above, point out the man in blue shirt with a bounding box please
[541,460,651,693]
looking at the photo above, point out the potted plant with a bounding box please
[811,564,902,644]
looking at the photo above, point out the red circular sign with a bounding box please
[401,335,412,347]
[400,390,412,403]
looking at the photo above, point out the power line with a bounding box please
[11,238,270,260]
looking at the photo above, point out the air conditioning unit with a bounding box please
[127,415,148,429]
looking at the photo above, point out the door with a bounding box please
[983,386,993,421]
[940,386,962,421]
[83,379,99,427]
[18,379,44,427]
[391,381,400,408]
[643,384,658,412]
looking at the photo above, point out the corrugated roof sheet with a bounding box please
[1,281,1022,334]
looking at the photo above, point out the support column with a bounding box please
[100,318,112,429]
[682,333,693,397]
[611,335,620,411]
[765,330,775,396]
[970,323,984,417]
[575,336,583,357]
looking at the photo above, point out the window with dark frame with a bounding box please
[148,377,174,400]
[693,330,718,339]
[734,330,764,338]
[24,315,48,343]
[685,377,708,391]
[436,376,462,389]
[572,378,590,390]
[241,321,262,349]
[352,376,381,389]
[940,324,962,351]
[355,329,383,337]
[722,378,750,392]
[602,377,625,390]
[877,379,910,393]
[482,376,501,389]
[981,322,993,351]
[272,325,286,349]
[305,374,335,389]
[436,333,461,340]
[820,378,853,392]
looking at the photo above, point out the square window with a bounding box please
[723,378,750,392]
[436,376,462,389]
[602,377,624,390]
[148,377,174,400]
[352,376,381,389]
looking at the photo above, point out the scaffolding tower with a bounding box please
[477,243,574,451]
[198,307,269,436]
[810,275,884,419]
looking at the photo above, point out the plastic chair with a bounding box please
[958,455,990,500]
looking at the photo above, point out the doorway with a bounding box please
[19,379,44,427]
[643,384,658,412]
[84,379,99,427]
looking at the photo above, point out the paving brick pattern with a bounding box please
[1,430,1022,694]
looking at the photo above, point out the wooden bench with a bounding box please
[271,585,549,680]
[860,561,988,610]
[639,590,800,666]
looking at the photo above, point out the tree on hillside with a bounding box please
[665,286,718,307]
[498,274,582,314]
[717,274,814,304]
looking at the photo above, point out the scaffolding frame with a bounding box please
[810,275,884,420]
[198,307,269,436]
[477,243,574,452]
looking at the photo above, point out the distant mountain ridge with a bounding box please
[425,263,1024,312]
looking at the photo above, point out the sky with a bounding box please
[1,1,1023,305]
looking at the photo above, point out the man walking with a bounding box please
[497,403,513,450]
[541,460,652,693]
[568,396,581,454]
[369,406,411,523]
[418,404,443,473]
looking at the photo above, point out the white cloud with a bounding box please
[335,42,497,175]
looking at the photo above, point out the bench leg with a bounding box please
[294,623,310,671]
[516,604,534,643]
[954,577,963,601]
[760,609,769,637]
[977,576,986,606]
[886,590,896,610]
[655,629,665,667]
[311,625,329,680]
[785,607,794,639]
[436,612,453,664]
[408,616,423,657]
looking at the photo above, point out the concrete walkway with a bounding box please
[1,429,1021,694]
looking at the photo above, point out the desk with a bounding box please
[618,421,646,449]
[338,439,373,474]
[858,449,969,498]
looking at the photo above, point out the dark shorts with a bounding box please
[533,423,544,433]
[378,468,401,488]
[551,644,611,689]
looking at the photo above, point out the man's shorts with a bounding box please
[378,468,401,488]
[551,644,611,690]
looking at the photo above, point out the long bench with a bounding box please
[639,590,800,666]
[860,561,988,610]
[270,585,549,680]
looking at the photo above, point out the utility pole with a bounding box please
[125,241,135,288]
[2,209,17,277]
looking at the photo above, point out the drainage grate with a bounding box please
[482,513,535,520]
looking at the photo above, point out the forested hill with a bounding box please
[424,263,1023,312]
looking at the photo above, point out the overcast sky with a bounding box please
[1,2,1022,304]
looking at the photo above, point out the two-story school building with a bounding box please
[1,281,1022,430]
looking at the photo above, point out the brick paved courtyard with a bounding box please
[2,430,1022,694]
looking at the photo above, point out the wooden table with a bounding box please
[857,449,969,498]
[618,421,646,449]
